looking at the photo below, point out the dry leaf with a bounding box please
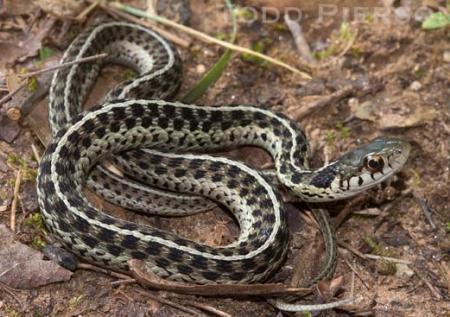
[316,275,344,300]
[2,0,38,16]
[0,116,21,143]
[349,99,378,122]
[35,0,85,19]
[379,107,437,129]
[0,42,28,69]
[0,224,73,289]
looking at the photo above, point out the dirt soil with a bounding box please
[0,0,449,316]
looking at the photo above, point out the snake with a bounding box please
[37,22,410,292]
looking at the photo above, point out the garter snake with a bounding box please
[37,22,410,287]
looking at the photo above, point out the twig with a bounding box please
[0,281,23,306]
[0,81,27,107]
[182,301,232,317]
[412,191,436,230]
[284,14,314,64]
[363,254,412,265]
[412,267,443,300]
[109,1,311,79]
[134,289,201,316]
[75,0,100,21]
[352,208,382,216]
[10,169,22,232]
[31,143,41,163]
[3,53,108,122]
[288,80,384,121]
[2,72,53,123]
[111,278,137,287]
[338,241,368,260]
[438,262,450,295]
[333,195,367,229]
[77,262,131,280]
[17,195,26,229]
[130,259,310,297]
[18,53,108,79]
[350,269,355,296]
[289,86,354,121]
[341,255,370,290]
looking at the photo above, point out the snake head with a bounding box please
[330,136,410,198]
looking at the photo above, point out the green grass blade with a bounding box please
[422,12,450,30]
[181,0,237,103]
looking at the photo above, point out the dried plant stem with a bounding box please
[10,169,22,232]
[109,2,311,79]
[412,267,443,300]
[31,143,42,163]
[363,254,412,265]
[19,53,108,79]
[135,289,201,316]
[99,1,191,48]
[0,81,27,107]
[182,301,232,317]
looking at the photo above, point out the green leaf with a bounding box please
[181,0,237,103]
[422,12,450,30]
[27,77,38,92]
[240,39,271,65]
[39,46,55,60]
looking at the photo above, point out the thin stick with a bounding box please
[31,143,41,163]
[10,169,22,232]
[183,301,232,317]
[352,208,382,216]
[412,267,443,300]
[135,289,200,316]
[77,262,131,280]
[0,81,27,107]
[0,281,23,306]
[363,254,412,265]
[438,262,450,295]
[100,2,191,48]
[111,278,137,287]
[350,270,355,296]
[19,53,108,79]
[338,241,367,260]
[412,191,436,230]
[341,256,370,290]
[333,195,367,229]
[75,0,100,21]
[109,2,311,79]
[284,14,314,64]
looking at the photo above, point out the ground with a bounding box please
[0,0,449,316]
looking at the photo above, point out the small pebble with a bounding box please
[409,81,422,91]
[394,7,411,22]
[443,51,450,63]
[196,64,206,74]
[395,263,415,278]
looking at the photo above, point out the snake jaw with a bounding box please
[331,137,411,198]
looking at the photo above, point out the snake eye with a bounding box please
[364,155,385,173]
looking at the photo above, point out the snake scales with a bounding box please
[37,22,410,289]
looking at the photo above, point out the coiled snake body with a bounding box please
[37,22,410,285]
